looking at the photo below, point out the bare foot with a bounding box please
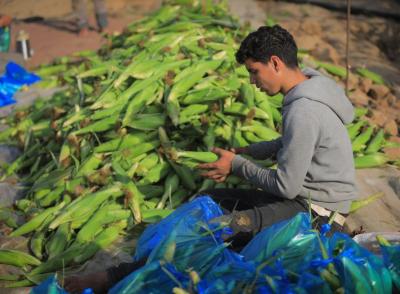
[64,271,110,294]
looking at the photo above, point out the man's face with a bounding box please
[244,58,282,96]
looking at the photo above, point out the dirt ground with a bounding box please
[1,0,162,68]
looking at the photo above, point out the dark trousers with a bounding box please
[200,188,310,250]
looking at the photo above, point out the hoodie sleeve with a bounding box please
[232,107,320,199]
[246,138,283,160]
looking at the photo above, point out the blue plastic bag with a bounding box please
[380,242,400,291]
[294,272,332,294]
[134,196,229,261]
[109,261,189,294]
[240,212,319,273]
[330,233,392,294]
[198,258,291,294]
[148,226,234,276]
[30,275,68,294]
[0,61,41,107]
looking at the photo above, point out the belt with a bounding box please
[310,203,346,226]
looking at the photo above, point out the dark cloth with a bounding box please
[106,257,147,286]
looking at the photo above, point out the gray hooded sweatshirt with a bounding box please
[232,68,358,213]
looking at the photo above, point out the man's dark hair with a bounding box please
[235,25,298,68]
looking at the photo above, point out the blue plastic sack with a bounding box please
[109,261,189,294]
[148,227,235,276]
[198,258,290,294]
[134,196,229,261]
[0,61,41,107]
[30,275,68,294]
[330,233,392,294]
[380,242,400,291]
[240,212,319,273]
[294,272,332,294]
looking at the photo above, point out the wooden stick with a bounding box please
[345,0,351,95]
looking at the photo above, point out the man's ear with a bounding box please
[270,55,283,72]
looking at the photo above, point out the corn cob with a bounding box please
[141,208,174,223]
[94,131,156,153]
[117,140,160,162]
[9,200,68,237]
[122,85,159,126]
[315,61,346,78]
[136,153,160,176]
[356,68,385,85]
[137,161,170,185]
[73,116,118,135]
[137,185,164,199]
[256,94,275,129]
[89,102,125,121]
[354,107,368,118]
[365,129,385,154]
[0,249,41,268]
[354,153,389,168]
[203,125,216,150]
[169,188,188,209]
[73,221,126,264]
[75,153,103,177]
[74,204,129,244]
[232,128,248,148]
[35,64,68,77]
[240,83,255,107]
[48,184,123,230]
[352,126,374,153]
[124,182,144,223]
[347,120,367,140]
[240,124,280,141]
[224,102,270,121]
[125,113,166,130]
[350,192,383,213]
[181,87,228,105]
[77,62,118,79]
[243,131,263,143]
[38,186,64,207]
[45,223,72,259]
[179,104,209,124]
[157,173,180,209]
[174,150,219,163]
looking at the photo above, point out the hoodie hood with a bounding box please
[283,67,354,124]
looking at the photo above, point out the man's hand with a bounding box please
[198,147,236,183]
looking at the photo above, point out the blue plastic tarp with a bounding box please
[0,61,41,107]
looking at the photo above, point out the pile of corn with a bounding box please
[0,0,398,288]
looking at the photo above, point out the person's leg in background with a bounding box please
[72,0,89,36]
[93,0,108,32]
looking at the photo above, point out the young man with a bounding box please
[197,24,358,243]
[64,25,358,293]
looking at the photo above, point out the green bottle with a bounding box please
[0,27,10,52]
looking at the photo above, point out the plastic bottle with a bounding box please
[0,27,10,52]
